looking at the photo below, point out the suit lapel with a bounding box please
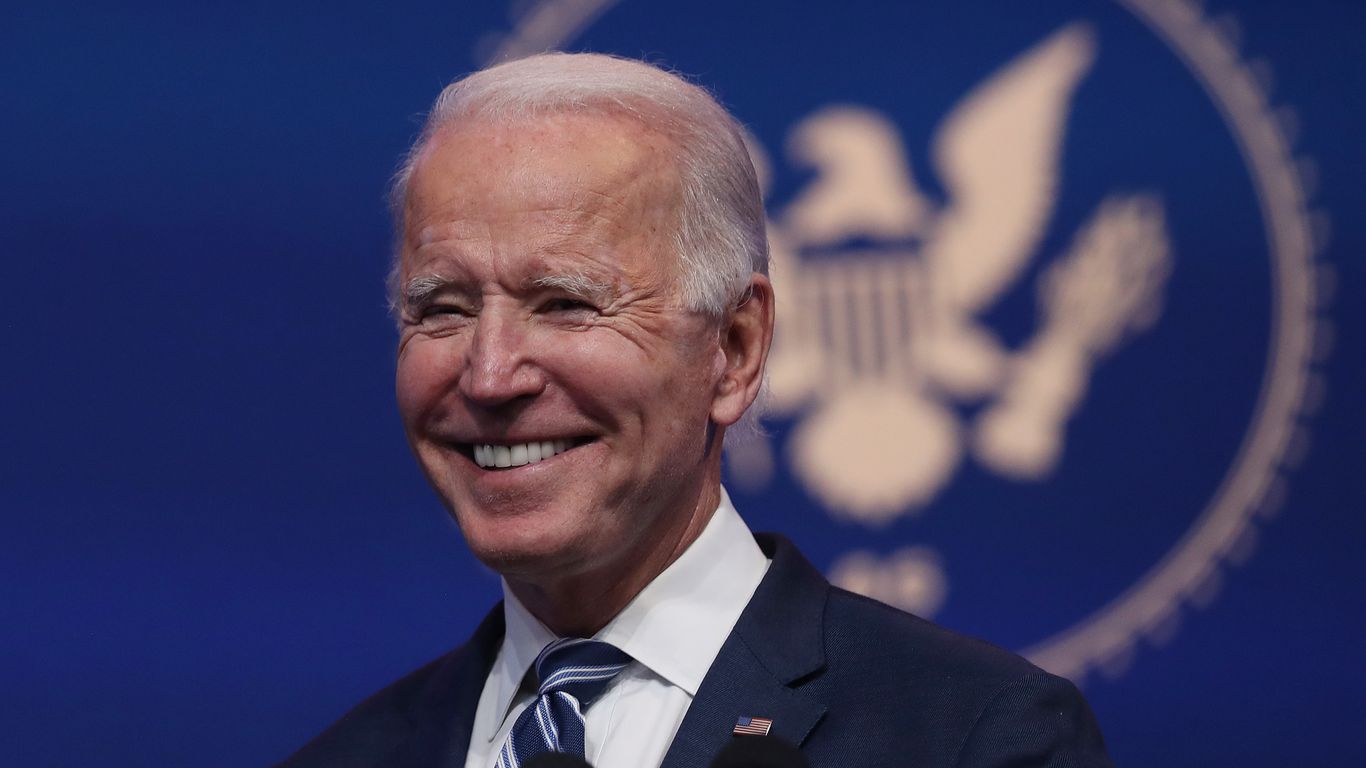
[661,534,830,768]
[387,605,506,768]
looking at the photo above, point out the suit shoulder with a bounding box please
[277,607,504,768]
[810,588,1111,765]
[276,647,462,768]
[822,585,1047,691]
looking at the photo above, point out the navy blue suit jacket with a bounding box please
[280,534,1112,767]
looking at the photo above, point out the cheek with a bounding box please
[395,341,457,424]
[641,349,723,433]
[540,332,652,390]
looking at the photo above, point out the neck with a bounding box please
[506,480,722,637]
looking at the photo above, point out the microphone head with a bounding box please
[523,753,595,768]
[710,734,809,768]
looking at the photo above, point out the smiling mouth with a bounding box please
[463,438,591,469]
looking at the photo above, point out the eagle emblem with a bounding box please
[736,23,1174,524]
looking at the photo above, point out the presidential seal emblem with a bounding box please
[477,0,1332,681]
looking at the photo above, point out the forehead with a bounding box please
[404,111,681,240]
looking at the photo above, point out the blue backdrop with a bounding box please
[4,1,1364,765]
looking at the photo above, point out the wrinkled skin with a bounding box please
[394,112,772,634]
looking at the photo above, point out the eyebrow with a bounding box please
[401,271,619,308]
[403,274,455,307]
[531,272,615,302]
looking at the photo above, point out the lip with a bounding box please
[447,437,603,497]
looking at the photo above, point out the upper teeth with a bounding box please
[473,440,573,468]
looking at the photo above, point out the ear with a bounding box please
[711,273,775,427]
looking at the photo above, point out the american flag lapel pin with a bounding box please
[733,716,774,736]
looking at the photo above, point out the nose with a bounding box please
[459,305,546,407]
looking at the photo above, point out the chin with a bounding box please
[455,505,607,581]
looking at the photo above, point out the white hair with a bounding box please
[387,52,769,318]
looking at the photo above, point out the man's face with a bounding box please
[395,112,727,583]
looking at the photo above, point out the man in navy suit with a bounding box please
[281,52,1112,768]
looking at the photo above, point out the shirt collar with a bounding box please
[482,487,769,741]
[482,580,557,742]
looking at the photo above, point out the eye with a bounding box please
[410,302,475,328]
[424,304,471,316]
[540,297,597,314]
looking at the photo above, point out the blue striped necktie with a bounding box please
[497,638,632,768]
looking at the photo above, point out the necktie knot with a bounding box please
[497,638,631,768]
[534,638,632,707]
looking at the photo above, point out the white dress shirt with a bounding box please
[464,488,770,768]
